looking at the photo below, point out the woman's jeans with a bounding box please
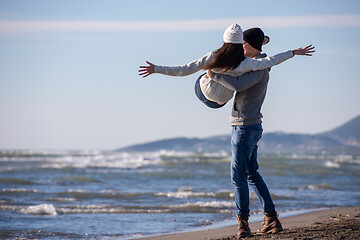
[231,124,276,216]
[194,73,226,109]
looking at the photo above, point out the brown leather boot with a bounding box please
[256,213,283,235]
[237,215,251,238]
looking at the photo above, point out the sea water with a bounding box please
[0,150,359,239]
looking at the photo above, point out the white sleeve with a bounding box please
[153,52,214,76]
[232,50,294,74]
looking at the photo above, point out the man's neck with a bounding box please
[247,50,261,59]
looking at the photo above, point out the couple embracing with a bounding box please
[139,23,315,238]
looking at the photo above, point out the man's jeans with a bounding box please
[231,124,276,216]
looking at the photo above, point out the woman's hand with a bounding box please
[292,45,315,56]
[206,69,213,78]
[139,61,154,78]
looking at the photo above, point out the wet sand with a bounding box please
[139,206,360,240]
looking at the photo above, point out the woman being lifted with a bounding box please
[139,23,315,109]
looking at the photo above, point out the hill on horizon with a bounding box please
[320,115,360,146]
[117,114,360,154]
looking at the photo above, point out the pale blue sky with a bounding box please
[1,0,360,150]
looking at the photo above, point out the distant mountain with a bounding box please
[117,115,360,154]
[258,132,339,152]
[320,115,360,147]
[118,136,231,153]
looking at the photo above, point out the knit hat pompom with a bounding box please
[243,27,270,51]
[223,23,243,44]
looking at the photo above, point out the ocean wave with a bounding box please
[269,193,296,200]
[46,197,77,202]
[57,175,101,183]
[293,183,337,191]
[54,189,160,201]
[324,161,340,168]
[334,155,360,165]
[0,229,83,239]
[0,150,163,170]
[159,153,230,164]
[56,205,170,214]
[155,189,233,199]
[1,204,58,216]
[159,150,230,158]
[2,187,228,202]
[1,200,235,216]
[20,204,58,216]
[0,150,233,171]
[39,154,161,169]
[0,178,36,185]
[0,188,40,194]
[56,201,234,214]
[1,187,233,203]
[170,201,234,209]
[0,149,101,159]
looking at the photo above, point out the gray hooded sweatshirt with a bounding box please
[211,53,273,126]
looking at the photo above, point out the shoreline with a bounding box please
[137,206,360,240]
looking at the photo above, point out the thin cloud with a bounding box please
[0,14,359,33]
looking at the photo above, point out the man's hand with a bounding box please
[139,61,154,78]
[292,45,315,56]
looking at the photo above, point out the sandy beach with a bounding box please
[139,206,360,240]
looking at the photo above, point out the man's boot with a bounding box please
[237,215,251,238]
[256,212,283,235]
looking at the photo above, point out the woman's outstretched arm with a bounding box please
[139,61,154,78]
[138,52,214,78]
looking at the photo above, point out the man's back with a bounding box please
[210,52,270,126]
[231,69,269,126]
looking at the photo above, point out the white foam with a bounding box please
[156,191,216,199]
[56,205,169,214]
[301,183,335,190]
[155,188,233,199]
[195,201,234,208]
[20,204,58,216]
[0,150,165,169]
[171,201,234,209]
[47,197,76,202]
[334,155,360,165]
[307,185,319,190]
[1,188,39,193]
[39,152,162,169]
[324,161,340,168]
[1,149,232,170]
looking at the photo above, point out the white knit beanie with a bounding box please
[223,23,243,44]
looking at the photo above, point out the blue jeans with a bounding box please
[231,124,276,216]
[194,73,226,109]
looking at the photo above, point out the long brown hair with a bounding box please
[204,43,245,71]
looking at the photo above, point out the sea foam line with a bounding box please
[1,204,57,216]
[155,190,234,199]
